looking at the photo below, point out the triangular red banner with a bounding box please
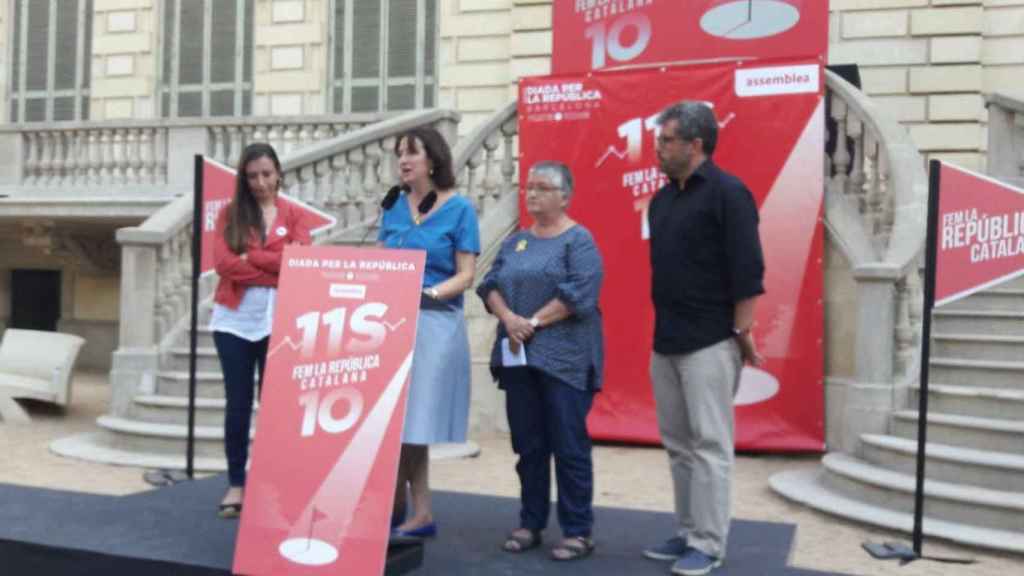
[935,162,1024,307]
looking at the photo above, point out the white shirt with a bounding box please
[209,286,276,342]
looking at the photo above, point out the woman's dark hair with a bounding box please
[224,142,282,254]
[393,126,456,190]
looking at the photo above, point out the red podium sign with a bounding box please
[935,162,1024,307]
[199,157,336,275]
[519,60,825,450]
[233,245,425,576]
[552,0,827,74]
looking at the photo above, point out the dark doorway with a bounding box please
[10,269,61,331]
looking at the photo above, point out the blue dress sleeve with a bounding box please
[455,198,481,254]
[556,228,604,316]
[476,235,511,308]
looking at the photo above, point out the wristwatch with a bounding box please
[425,287,439,299]
[732,326,751,337]
[529,317,540,328]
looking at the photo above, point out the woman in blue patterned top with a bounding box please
[378,126,480,539]
[477,161,604,561]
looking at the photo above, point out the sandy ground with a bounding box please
[1,371,1022,576]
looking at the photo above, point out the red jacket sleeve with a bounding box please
[246,202,314,274]
[213,209,278,285]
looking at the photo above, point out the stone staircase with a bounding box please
[772,275,1024,553]
[52,104,521,471]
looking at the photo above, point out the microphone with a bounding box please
[381,185,403,210]
[360,185,405,245]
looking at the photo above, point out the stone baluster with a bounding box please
[282,125,297,156]
[154,242,172,337]
[138,129,152,183]
[464,150,484,211]
[129,130,143,183]
[156,128,169,185]
[847,114,865,209]
[52,131,68,186]
[229,125,244,164]
[481,133,501,205]
[87,130,101,186]
[830,94,850,198]
[347,147,367,224]
[38,131,54,186]
[877,145,894,243]
[363,140,383,204]
[500,120,517,198]
[65,131,79,186]
[314,158,331,207]
[102,129,117,186]
[22,132,38,185]
[329,153,349,222]
[894,276,913,378]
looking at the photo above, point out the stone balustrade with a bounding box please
[0,114,389,196]
[986,92,1024,188]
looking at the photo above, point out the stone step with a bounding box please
[178,327,217,349]
[50,431,228,472]
[818,453,1024,533]
[165,346,222,373]
[130,394,244,427]
[932,310,1024,337]
[928,357,1024,390]
[95,414,240,459]
[891,410,1024,456]
[910,383,1024,421]
[932,333,1024,363]
[157,370,226,398]
[859,434,1024,492]
[942,289,1024,313]
[770,466,1024,554]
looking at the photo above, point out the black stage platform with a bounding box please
[1,475,849,575]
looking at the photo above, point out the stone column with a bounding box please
[826,263,902,453]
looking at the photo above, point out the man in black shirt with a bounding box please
[641,101,765,576]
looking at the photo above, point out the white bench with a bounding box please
[0,329,85,423]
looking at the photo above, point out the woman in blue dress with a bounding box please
[477,161,605,561]
[378,126,480,538]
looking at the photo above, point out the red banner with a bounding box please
[552,0,827,74]
[519,60,825,450]
[935,163,1024,307]
[200,157,336,275]
[233,245,425,575]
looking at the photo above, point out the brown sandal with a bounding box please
[503,529,542,553]
[550,536,595,561]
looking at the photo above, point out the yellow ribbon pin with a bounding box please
[515,239,528,252]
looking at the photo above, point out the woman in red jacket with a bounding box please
[211,142,311,517]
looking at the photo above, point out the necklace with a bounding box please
[413,190,437,225]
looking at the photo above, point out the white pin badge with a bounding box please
[276,226,288,237]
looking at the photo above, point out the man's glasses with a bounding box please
[522,184,562,195]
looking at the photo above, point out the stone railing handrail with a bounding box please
[281,109,460,173]
[987,91,1024,115]
[825,70,927,274]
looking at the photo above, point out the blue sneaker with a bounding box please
[671,548,722,575]
[643,536,690,561]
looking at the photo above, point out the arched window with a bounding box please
[8,0,93,122]
[328,0,438,113]
[159,0,254,117]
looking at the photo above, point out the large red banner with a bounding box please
[234,245,425,575]
[935,162,1024,307]
[519,60,825,450]
[200,157,336,275]
[552,0,827,74]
